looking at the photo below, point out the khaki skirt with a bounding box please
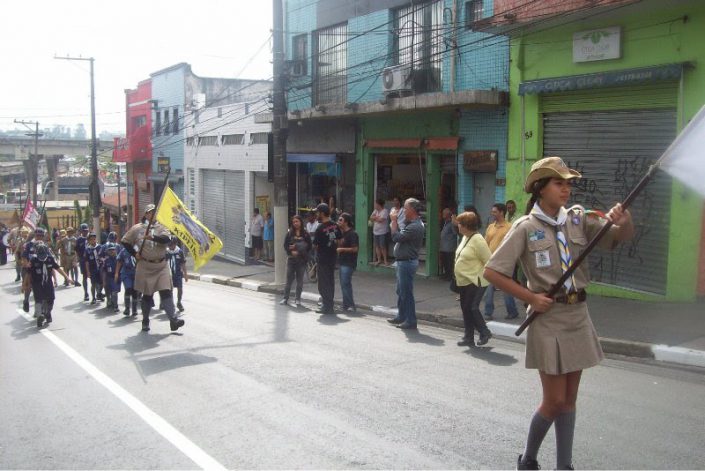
[134,260,173,296]
[525,301,604,375]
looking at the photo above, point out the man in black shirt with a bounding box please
[336,212,358,312]
[313,203,341,314]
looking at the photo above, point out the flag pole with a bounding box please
[138,167,171,257]
[515,162,659,337]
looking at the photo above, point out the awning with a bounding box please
[424,136,460,151]
[518,63,685,96]
[287,153,337,163]
[364,138,422,149]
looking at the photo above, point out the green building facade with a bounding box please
[502,1,705,300]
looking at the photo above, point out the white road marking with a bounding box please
[17,309,226,471]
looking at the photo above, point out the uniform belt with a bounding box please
[143,257,165,263]
[554,289,587,304]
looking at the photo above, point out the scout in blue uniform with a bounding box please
[166,238,188,312]
[75,223,90,301]
[484,157,634,471]
[84,233,102,304]
[103,243,120,313]
[29,242,70,328]
[115,244,139,316]
[21,228,47,313]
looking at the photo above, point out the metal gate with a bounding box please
[200,169,247,264]
[200,170,226,259]
[543,109,676,294]
[137,188,151,224]
[224,171,246,263]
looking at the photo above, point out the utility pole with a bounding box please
[272,0,288,285]
[55,55,101,232]
[14,119,42,206]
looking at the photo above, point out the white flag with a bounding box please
[658,104,705,198]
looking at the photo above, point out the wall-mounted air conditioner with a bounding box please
[382,65,412,95]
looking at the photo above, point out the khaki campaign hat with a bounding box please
[524,156,582,192]
[144,204,156,214]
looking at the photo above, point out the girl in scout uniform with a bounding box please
[484,157,634,471]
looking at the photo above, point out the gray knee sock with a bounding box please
[523,411,554,462]
[555,410,576,470]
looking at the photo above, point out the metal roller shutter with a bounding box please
[200,170,226,259]
[224,171,246,263]
[137,189,151,224]
[543,108,676,295]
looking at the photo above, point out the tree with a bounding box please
[74,123,87,140]
[74,200,83,225]
[83,204,91,225]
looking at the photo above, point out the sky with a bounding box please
[1,0,274,135]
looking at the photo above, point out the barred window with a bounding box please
[199,136,218,146]
[155,111,161,136]
[395,0,443,93]
[465,0,484,28]
[249,132,269,145]
[222,134,245,145]
[186,137,196,146]
[163,110,170,135]
[172,108,179,134]
[314,22,347,105]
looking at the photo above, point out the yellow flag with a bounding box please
[155,187,223,270]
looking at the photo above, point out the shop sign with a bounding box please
[463,150,497,173]
[573,26,620,63]
[157,156,170,173]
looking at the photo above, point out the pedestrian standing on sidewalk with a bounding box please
[280,214,311,307]
[0,223,9,265]
[250,208,264,261]
[313,203,341,315]
[386,198,425,330]
[454,211,492,347]
[369,199,389,266]
[484,157,634,471]
[336,212,358,313]
[483,203,519,320]
[506,199,518,223]
[263,212,274,262]
[439,207,458,280]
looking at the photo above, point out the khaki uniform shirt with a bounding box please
[122,221,173,295]
[485,205,618,374]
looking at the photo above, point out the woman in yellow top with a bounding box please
[454,211,492,347]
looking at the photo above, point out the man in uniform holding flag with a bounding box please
[121,204,184,333]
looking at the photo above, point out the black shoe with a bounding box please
[113,307,120,313]
[517,454,540,470]
[397,322,417,330]
[316,308,334,315]
[75,281,81,287]
[478,332,492,346]
[91,299,96,305]
[141,321,150,332]
[123,309,130,316]
[23,300,29,312]
[177,302,184,312]
[170,319,185,332]
[45,314,52,325]
[457,337,475,347]
[14,277,20,282]
[36,314,44,328]
[84,294,89,301]
[387,317,403,325]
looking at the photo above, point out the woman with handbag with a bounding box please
[280,215,312,307]
[454,211,492,347]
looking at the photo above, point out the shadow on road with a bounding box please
[402,328,445,346]
[6,315,40,340]
[464,346,518,366]
[137,352,218,376]
[317,314,351,326]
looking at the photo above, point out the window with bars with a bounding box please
[292,34,308,76]
[314,22,347,105]
[172,108,179,134]
[186,137,196,146]
[163,110,170,135]
[249,132,269,145]
[155,111,161,136]
[199,136,218,146]
[465,0,484,28]
[395,0,443,93]
[222,134,245,145]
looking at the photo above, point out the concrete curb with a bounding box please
[188,273,705,369]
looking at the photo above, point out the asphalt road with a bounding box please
[1,263,704,469]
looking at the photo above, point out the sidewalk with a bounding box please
[188,257,705,369]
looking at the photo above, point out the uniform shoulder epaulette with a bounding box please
[511,215,532,228]
[568,204,586,215]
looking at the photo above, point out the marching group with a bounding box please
[7,204,187,332]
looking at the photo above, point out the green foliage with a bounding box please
[83,205,92,224]
[74,200,82,223]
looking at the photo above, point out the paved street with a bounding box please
[1,262,704,469]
